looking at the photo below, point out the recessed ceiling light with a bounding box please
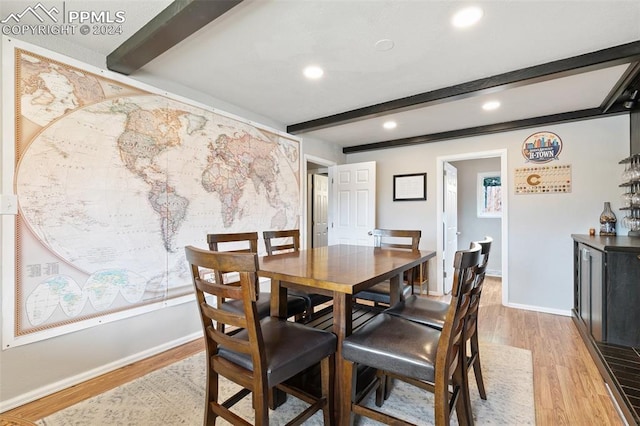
[375,39,395,52]
[383,121,397,130]
[482,100,501,111]
[452,6,483,28]
[303,65,324,79]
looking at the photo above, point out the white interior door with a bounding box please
[312,174,329,247]
[443,162,458,294]
[328,161,376,246]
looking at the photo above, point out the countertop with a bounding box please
[572,234,640,251]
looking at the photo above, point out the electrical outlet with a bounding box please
[0,194,18,215]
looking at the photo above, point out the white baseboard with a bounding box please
[418,294,572,318]
[0,331,203,413]
[505,301,572,317]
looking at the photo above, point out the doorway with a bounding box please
[436,149,508,305]
[304,155,336,249]
[303,157,377,248]
[443,162,458,294]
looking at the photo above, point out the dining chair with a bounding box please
[185,246,337,426]
[206,232,307,325]
[353,229,424,306]
[341,243,481,426]
[263,229,332,319]
[385,236,493,400]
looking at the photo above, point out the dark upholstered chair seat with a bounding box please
[219,317,337,387]
[342,313,441,382]
[220,292,307,319]
[385,295,448,329]
[355,281,412,305]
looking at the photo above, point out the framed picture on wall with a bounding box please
[393,173,427,201]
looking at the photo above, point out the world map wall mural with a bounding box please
[4,42,301,346]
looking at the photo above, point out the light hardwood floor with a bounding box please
[1,277,625,425]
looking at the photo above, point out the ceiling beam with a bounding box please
[107,0,243,75]
[342,105,629,154]
[600,61,640,112]
[288,40,640,135]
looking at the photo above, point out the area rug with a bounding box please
[37,342,534,425]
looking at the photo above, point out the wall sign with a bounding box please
[515,165,572,194]
[522,131,562,163]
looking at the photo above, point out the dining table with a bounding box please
[258,243,436,419]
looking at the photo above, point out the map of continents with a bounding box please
[15,52,300,332]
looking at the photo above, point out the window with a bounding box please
[478,172,502,218]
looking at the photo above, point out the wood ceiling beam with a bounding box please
[600,61,640,112]
[107,0,243,75]
[342,105,629,154]
[288,40,640,135]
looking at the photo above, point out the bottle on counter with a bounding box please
[599,201,617,236]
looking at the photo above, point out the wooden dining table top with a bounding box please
[258,243,436,294]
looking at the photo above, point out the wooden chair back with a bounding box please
[343,242,481,425]
[205,232,259,331]
[263,229,333,319]
[185,245,336,425]
[185,246,262,424]
[434,242,480,422]
[371,228,421,250]
[372,228,424,293]
[206,232,258,282]
[186,245,261,346]
[207,231,258,253]
[466,236,493,334]
[263,229,300,255]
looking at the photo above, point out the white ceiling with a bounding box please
[3,0,640,149]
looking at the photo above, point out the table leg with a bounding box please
[389,272,402,306]
[270,278,288,318]
[269,278,288,408]
[332,291,352,420]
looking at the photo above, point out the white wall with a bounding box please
[0,35,344,410]
[346,115,630,313]
[450,157,502,275]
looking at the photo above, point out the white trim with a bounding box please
[0,332,203,413]
[436,149,508,307]
[2,36,18,350]
[505,302,571,317]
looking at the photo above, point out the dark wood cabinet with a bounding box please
[573,235,640,347]
[572,235,640,425]
[607,250,640,345]
[576,243,604,341]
